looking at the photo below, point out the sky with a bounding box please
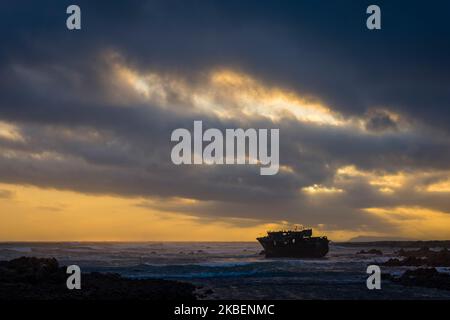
[1,0,450,241]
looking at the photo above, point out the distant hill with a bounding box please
[337,237,450,248]
[349,236,416,242]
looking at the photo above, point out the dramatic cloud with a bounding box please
[0,0,449,240]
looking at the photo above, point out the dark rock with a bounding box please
[396,247,431,258]
[204,289,214,295]
[0,257,62,284]
[383,256,426,267]
[388,248,450,267]
[0,257,197,300]
[357,249,383,255]
[386,268,450,291]
[194,287,214,299]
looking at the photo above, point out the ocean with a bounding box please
[1,242,450,299]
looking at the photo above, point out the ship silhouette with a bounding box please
[257,227,329,258]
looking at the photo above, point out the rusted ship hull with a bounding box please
[257,236,329,258]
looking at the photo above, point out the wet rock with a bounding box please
[396,247,431,257]
[383,256,426,267]
[204,289,214,295]
[0,257,62,284]
[386,268,450,291]
[357,249,383,255]
[387,248,450,267]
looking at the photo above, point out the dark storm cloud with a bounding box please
[1,0,450,126]
[1,0,450,232]
[1,0,450,128]
[364,110,398,132]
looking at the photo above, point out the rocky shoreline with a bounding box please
[363,247,450,291]
[3,249,450,300]
[0,257,197,300]
[383,268,450,291]
[383,247,450,267]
